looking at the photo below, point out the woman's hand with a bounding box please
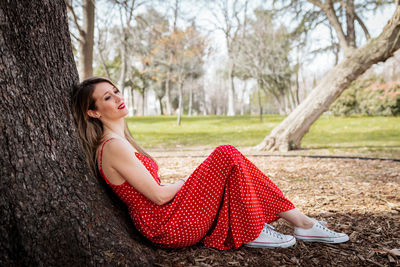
[177,174,190,184]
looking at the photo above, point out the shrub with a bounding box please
[330,76,400,116]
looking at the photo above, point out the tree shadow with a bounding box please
[151,211,400,266]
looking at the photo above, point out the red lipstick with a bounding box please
[118,103,125,109]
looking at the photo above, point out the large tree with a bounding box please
[256,1,400,151]
[0,1,154,265]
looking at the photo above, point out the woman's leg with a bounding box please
[278,208,314,229]
[278,208,350,244]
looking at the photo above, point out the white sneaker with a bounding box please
[294,219,349,243]
[245,224,296,248]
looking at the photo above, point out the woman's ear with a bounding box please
[87,109,101,119]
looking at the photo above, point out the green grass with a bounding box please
[126,114,400,157]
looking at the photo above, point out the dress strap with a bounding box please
[99,138,114,185]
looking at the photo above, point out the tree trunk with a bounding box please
[78,0,94,79]
[128,87,135,116]
[257,85,263,122]
[255,4,400,152]
[158,97,164,115]
[323,0,353,56]
[346,0,356,48]
[227,62,235,116]
[141,91,146,116]
[240,81,247,115]
[202,79,208,115]
[188,81,193,116]
[0,1,154,265]
[165,66,172,115]
[118,37,127,93]
[177,80,184,126]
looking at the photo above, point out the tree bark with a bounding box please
[345,0,356,47]
[255,4,400,152]
[0,1,154,265]
[78,0,95,79]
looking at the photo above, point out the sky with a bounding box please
[94,0,397,84]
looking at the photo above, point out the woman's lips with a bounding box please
[118,103,125,109]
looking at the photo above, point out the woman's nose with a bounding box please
[115,94,124,102]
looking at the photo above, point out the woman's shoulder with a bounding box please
[100,137,138,160]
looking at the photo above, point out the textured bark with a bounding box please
[256,4,400,152]
[345,0,356,48]
[0,1,154,265]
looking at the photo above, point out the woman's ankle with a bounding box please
[296,218,315,229]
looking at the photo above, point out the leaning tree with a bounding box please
[0,1,155,265]
[256,0,400,151]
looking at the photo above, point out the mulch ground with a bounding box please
[149,148,400,267]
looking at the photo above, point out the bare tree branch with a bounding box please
[65,0,84,36]
[319,0,351,54]
[307,0,324,8]
[339,0,371,40]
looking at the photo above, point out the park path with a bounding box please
[151,148,400,266]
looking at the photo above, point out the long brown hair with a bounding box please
[71,76,156,177]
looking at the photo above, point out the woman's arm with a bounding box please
[106,139,184,205]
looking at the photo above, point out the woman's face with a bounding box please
[87,82,128,121]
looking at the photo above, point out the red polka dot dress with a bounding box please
[99,139,295,250]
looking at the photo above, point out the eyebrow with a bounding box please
[102,86,117,97]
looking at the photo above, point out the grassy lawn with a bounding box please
[126,114,400,158]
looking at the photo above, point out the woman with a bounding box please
[71,77,349,250]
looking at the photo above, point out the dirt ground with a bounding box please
[149,148,400,267]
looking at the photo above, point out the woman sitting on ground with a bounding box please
[71,77,349,250]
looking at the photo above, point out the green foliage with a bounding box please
[330,76,400,116]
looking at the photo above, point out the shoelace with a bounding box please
[315,221,340,236]
[262,224,284,240]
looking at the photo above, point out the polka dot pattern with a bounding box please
[100,140,295,250]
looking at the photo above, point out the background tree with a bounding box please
[0,1,155,265]
[208,0,249,116]
[114,0,146,93]
[236,8,293,116]
[131,8,170,115]
[256,1,400,151]
[155,26,206,125]
[66,0,95,79]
